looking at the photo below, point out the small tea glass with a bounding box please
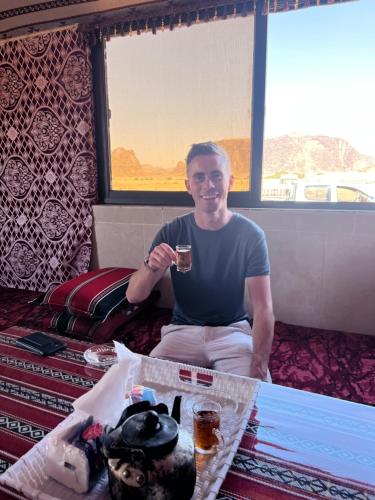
[175,244,192,273]
[192,399,224,454]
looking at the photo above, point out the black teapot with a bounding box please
[103,397,196,500]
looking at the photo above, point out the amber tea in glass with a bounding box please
[193,399,223,454]
[175,244,192,273]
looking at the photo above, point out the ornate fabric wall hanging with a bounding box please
[0,27,97,291]
[0,1,157,40]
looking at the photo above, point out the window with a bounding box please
[262,0,375,206]
[94,0,375,209]
[337,186,374,203]
[303,185,330,202]
[100,15,255,205]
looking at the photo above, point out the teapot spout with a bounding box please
[171,395,182,424]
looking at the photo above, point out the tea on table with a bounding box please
[193,399,223,454]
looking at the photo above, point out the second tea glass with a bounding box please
[192,399,224,454]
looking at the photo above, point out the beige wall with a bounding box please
[93,205,375,336]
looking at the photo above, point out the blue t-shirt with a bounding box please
[150,212,270,326]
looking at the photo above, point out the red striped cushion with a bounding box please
[40,309,129,343]
[42,267,135,320]
[39,292,158,344]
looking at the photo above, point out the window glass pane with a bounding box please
[106,17,254,192]
[337,187,357,202]
[262,0,375,203]
[303,185,330,202]
[337,186,374,203]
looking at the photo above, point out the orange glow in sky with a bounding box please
[106,17,254,169]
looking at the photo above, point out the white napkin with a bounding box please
[73,341,141,427]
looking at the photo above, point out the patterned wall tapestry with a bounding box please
[0,28,97,291]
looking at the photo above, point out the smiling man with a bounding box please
[126,142,274,381]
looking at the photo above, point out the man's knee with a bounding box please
[149,334,175,358]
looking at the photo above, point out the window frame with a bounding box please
[92,5,375,211]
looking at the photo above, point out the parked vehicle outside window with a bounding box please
[262,182,375,202]
[262,0,375,207]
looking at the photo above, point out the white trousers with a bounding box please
[150,320,271,380]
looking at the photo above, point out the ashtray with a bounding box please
[83,345,117,367]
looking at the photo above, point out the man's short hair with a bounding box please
[186,142,230,171]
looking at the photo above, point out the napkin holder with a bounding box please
[45,413,99,493]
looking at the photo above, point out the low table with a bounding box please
[1,326,374,499]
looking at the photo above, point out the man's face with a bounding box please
[185,154,233,213]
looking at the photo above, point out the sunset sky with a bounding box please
[107,0,375,169]
[107,17,253,168]
[265,0,375,157]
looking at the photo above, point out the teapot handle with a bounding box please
[213,428,225,450]
[115,401,151,428]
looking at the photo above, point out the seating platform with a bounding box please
[1,286,374,406]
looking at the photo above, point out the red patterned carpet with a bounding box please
[2,327,374,500]
[269,321,375,405]
[1,286,374,406]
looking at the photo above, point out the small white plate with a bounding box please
[83,345,117,367]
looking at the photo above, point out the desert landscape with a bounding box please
[111,135,375,198]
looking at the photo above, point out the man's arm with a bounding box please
[126,243,176,303]
[246,275,275,381]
